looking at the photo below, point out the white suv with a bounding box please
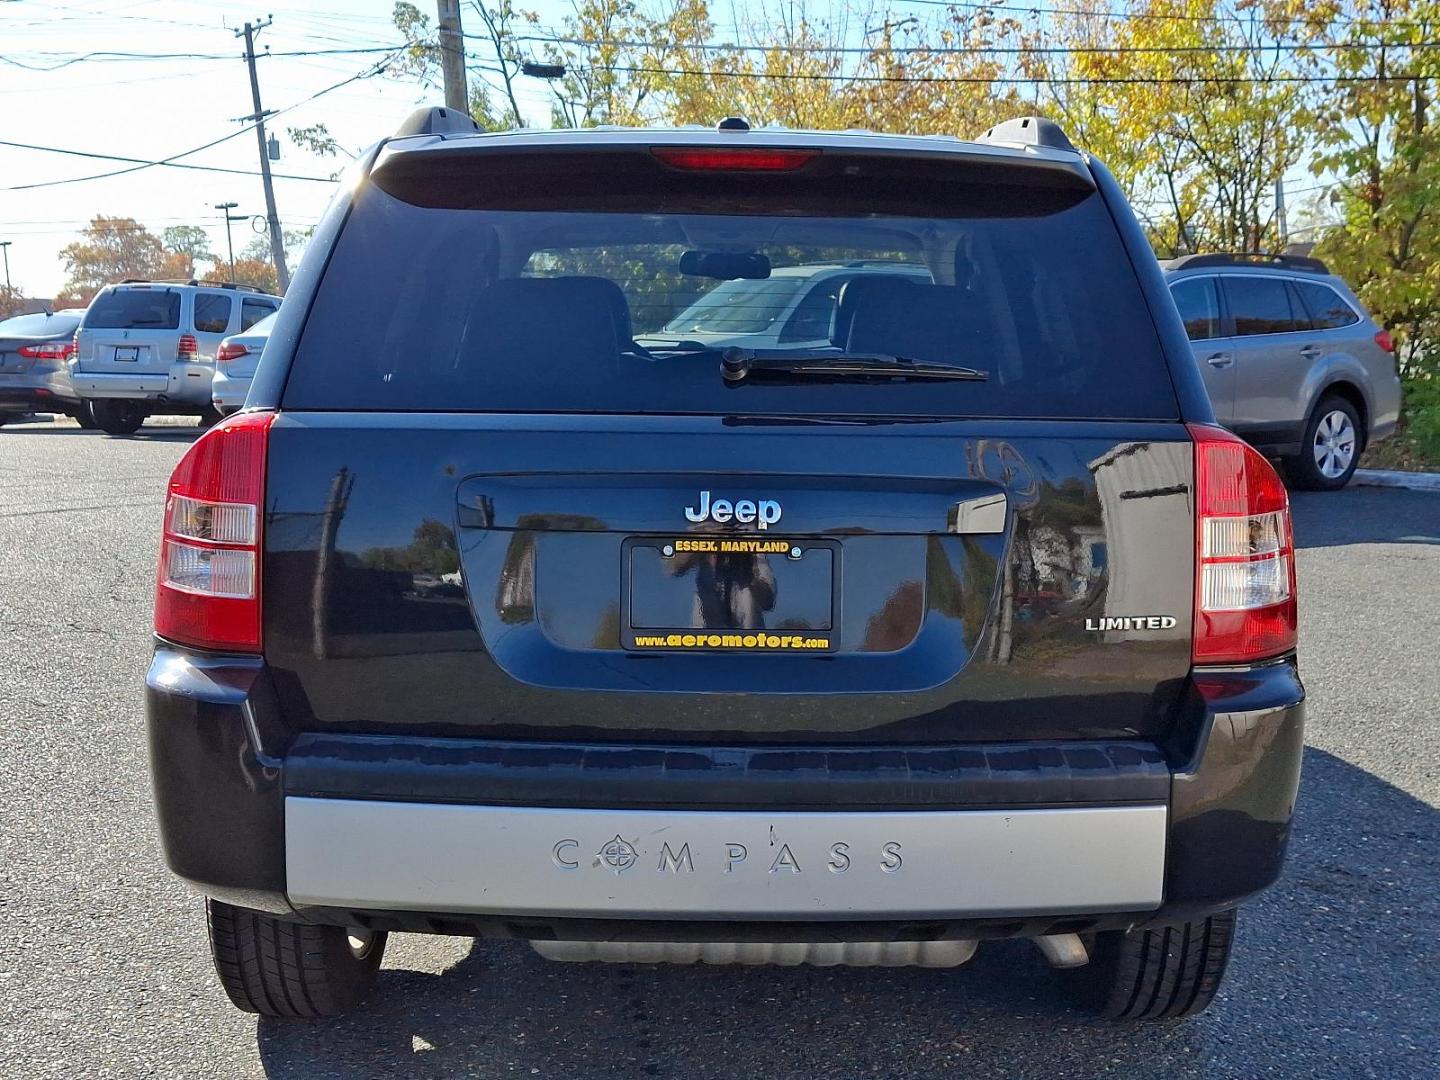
[72,280,280,434]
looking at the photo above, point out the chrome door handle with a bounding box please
[1205,352,1233,368]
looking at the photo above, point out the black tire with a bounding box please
[71,405,98,430]
[89,399,147,436]
[1069,909,1237,1020]
[1282,394,1363,491]
[199,405,224,429]
[206,899,387,1018]
[0,413,11,427]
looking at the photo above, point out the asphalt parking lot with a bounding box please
[1,420,1436,1079]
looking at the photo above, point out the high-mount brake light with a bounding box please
[1189,423,1298,665]
[154,411,274,652]
[178,333,200,361]
[650,147,818,172]
[18,341,76,360]
[216,342,249,365]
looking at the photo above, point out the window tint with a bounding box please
[1226,277,1306,336]
[83,290,180,330]
[1170,278,1220,341]
[193,294,233,334]
[1292,281,1360,330]
[240,298,278,331]
[285,175,1177,419]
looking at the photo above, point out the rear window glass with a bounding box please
[284,153,1178,419]
[0,311,82,338]
[84,290,180,330]
[1226,277,1306,336]
[193,294,233,334]
[1170,279,1220,341]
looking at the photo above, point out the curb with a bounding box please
[1352,469,1440,492]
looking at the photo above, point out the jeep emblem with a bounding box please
[684,489,782,530]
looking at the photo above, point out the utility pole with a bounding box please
[1275,177,1288,250]
[214,202,241,279]
[236,18,290,292]
[436,0,468,112]
[0,240,11,295]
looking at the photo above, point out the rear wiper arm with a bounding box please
[720,348,988,384]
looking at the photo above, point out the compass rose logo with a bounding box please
[596,834,640,874]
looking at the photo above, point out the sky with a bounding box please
[0,0,576,297]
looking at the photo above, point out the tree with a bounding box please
[162,225,214,263]
[56,217,171,306]
[0,283,26,319]
[227,257,281,294]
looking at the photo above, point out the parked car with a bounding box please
[0,308,95,427]
[211,310,276,416]
[1163,253,1401,489]
[147,111,1303,1023]
[642,261,934,349]
[71,279,280,434]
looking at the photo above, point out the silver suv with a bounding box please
[72,280,280,435]
[1163,254,1401,489]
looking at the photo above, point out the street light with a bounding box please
[213,203,242,279]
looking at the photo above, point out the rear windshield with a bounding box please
[0,311,82,338]
[84,289,181,330]
[284,150,1177,419]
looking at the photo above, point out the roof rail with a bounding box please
[394,105,483,138]
[975,116,1076,153]
[117,278,268,293]
[1162,252,1330,275]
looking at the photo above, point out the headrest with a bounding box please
[834,278,985,364]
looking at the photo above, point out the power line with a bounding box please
[576,62,1433,85]
[506,32,1440,56]
[883,0,1440,31]
[0,44,408,71]
[1,57,390,191]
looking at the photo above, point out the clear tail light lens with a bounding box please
[154,411,274,651]
[178,333,200,360]
[1190,423,1298,664]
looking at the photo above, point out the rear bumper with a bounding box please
[0,371,80,412]
[146,646,1304,934]
[71,361,212,405]
[210,370,251,412]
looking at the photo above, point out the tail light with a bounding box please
[651,147,818,171]
[1374,328,1395,353]
[1190,423,1297,664]
[154,411,274,652]
[216,342,249,365]
[18,340,76,360]
[178,333,200,360]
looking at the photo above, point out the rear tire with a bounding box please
[1069,909,1237,1020]
[89,399,146,436]
[206,899,387,1018]
[71,405,98,430]
[1282,394,1363,490]
[199,405,224,428]
[0,413,11,427]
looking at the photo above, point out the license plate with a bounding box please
[114,346,139,362]
[622,536,837,652]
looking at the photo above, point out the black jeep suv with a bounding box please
[147,110,1304,1021]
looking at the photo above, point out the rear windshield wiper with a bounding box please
[720,347,988,384]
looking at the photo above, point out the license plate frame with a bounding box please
[113,346,140,362]
[621,535,839,654]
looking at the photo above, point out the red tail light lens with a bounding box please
[154,411,274,652]
[1374,328,1395,353]
[18,341,76,360]
[178,333,200,360]
[1189,423,1297,664]
[216,342,249,365]
[651,147,818,171]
